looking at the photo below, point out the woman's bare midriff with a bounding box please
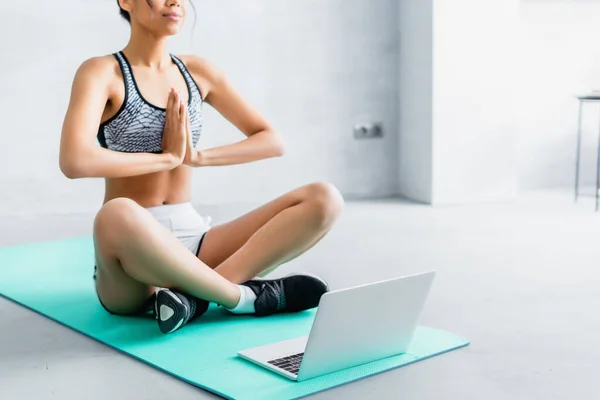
[103,165,193,207]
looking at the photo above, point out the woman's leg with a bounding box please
[93,198,240,315]
[198,181,344,283]
[152,182,343,333]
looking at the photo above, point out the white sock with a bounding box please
[225,285,257,314]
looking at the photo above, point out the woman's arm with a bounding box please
[59,57,181,179]
[183,56,286,167]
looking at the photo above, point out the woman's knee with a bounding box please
[304,182,344,226]
[93,198,144,248]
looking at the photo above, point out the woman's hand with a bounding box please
[183,106,203,167]
[162,89,187,167]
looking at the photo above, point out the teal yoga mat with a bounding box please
[0,236,470,400]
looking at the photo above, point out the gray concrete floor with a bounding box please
[1,190,599,399]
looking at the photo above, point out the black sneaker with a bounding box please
[242,273,329,316]
[155,288,209,334]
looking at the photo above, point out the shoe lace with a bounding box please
[264,280,286,311]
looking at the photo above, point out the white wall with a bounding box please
[518,1,600,190]
[398,0,599,198]
[432,0,519,205]
[397,0,519,205]
[397,0,434,204]
[0,0,399,216]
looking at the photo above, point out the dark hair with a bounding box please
[117,0,196,28]
[118,5,131,22]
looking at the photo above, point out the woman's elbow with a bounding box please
[60,163,81,180]
[272,134,286,157]
[273,143,286,157]
[59,156,85,179]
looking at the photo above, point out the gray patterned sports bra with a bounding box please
[97,51,203,153]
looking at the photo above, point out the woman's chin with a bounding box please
[166,28,181,36]
[150,20,184,37]
[159,26,183,36]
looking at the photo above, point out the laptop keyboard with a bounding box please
[267,352,304,375]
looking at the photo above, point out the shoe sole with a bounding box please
[155,289,187,334]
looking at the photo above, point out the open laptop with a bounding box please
[237,271,435,381]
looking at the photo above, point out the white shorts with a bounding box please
[145,202,213,255]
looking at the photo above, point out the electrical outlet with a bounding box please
[353,122,383,139]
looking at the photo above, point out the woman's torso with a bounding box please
[98,51,205,207]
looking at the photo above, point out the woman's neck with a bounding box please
[122,27,171,69]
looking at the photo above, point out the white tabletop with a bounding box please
[577,94,600,100]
